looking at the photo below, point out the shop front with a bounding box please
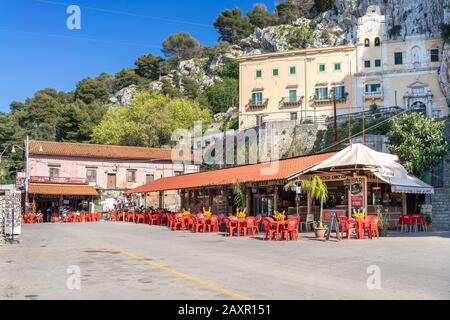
[287,144,434,226]
[29,183,99,219]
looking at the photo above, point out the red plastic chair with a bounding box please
[36,214,44,224]
[28,213,36,224]
[110,212,117,222]
[417,215,428,232]
[190,216,205,233]
[51,213,59,223]
[160,213,168,226]
[282,219,299,241]
[262,218,277,240]
[399,215,414,232]
[245,217,258,236]
[206,215,220,233]
[22,214,29,224]
[166,214,178,231]
[339,216,357,240]
[225,216,238,237]
[149,214,161,225]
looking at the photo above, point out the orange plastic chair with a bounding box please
[365,216,380,240]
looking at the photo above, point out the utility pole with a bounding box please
[362,106,366,145]
[332,90,338,144]
[25,136,29,216]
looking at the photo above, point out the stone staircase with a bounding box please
[431,119,450,230]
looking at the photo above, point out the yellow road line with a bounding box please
[113,247,251,301]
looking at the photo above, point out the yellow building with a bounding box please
[238,5,448,131]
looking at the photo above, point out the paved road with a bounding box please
[1,222,449,300]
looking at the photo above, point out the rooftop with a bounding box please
[129,151,336,193]
[28,140,180,162]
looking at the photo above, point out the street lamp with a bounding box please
[290,183,302,218]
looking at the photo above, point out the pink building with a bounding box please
[27,140,198,213]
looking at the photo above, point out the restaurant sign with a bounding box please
[350,177,366,208]
[29,176,87,184]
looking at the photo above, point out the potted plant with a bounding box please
[378,216,389,237]
[424,214,432,231]
[274,210,286,222]
[233,180,247,217]
[301,176,329,239]
[311,221,328,239]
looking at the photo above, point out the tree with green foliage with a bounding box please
[135,54,164,80]
[181,76,202,100]
[92,91,212,147]
[214,7,255,44]
[312,0,335,15]
[287,20,316,48]
[10,88,73,141]
[276,1,301,24]
[247,4,277,29]
[75,77,109,104]
[162,32,203,60]
[301,176,328,228]
[205,78,239,113]
[387,113,449,177]
[57,100,109,142]
[112,68,145,91]
[160,78,181,98]
[217,59,239,80]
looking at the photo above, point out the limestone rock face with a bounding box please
[240,18,340,55]
[109,84,137,106]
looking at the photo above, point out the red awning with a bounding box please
[128,152,336,194]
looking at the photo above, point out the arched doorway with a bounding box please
[410,101,427,115]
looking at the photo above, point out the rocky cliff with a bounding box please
[110,0,450,108]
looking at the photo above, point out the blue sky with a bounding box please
[0,0,275,111]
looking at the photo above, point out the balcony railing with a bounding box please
[364,91,384,100]
[279,97,304,108]
[246,98,269,111]
[313,95,348,105]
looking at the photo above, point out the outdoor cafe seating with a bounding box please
[398,214,428,232]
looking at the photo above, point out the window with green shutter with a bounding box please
[364,60,371,68]
[289,89,297,102]
[252,92,263,105]
[431,49,439,62]
[256,70,262,78]
[334,63,341,71]
[375,59,381,67]
[394,52,403,65]
[290,66,296,75]
[315,87,328,100]
[273,68,279,76]
[319,64,326,72]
